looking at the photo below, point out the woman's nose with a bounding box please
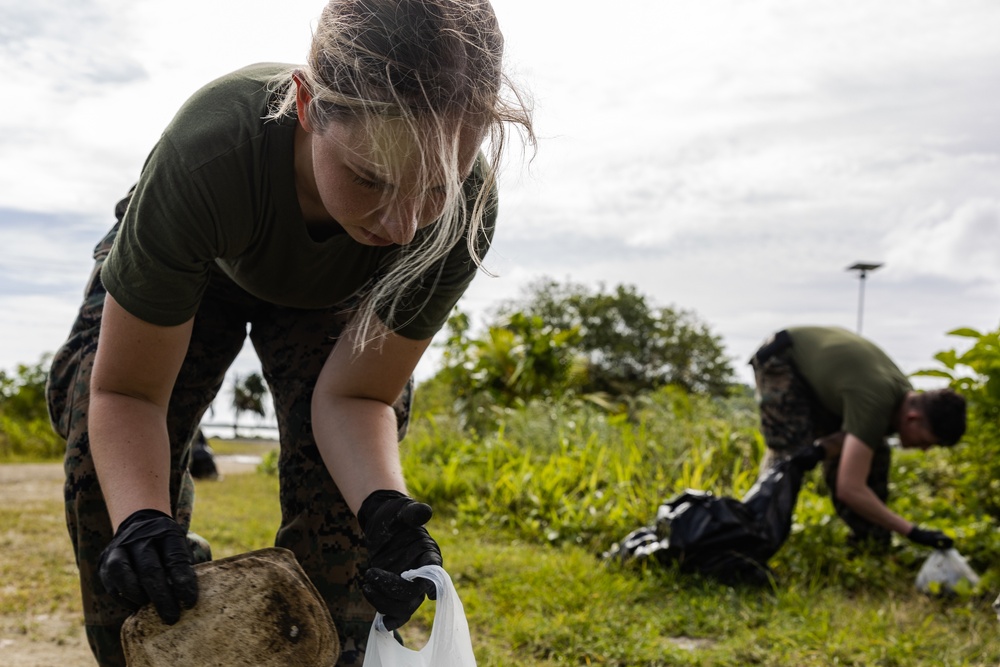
[378,200,421,245]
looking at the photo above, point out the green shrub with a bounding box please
[403,387,769,552]
[914,325,1000,520]
[0,413,64,461]
[0,356,63,461]
[257,448,279,476]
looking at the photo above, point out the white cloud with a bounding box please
[488,0,1000,286]
[0,1,320,215]
[0,1,146,89]
[883,199,1000,283]
[2,0,1000,390]
[0,294,82,367]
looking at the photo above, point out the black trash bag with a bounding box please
[605,445,820,585]
[653,489,778,585]
[189,429,220,480]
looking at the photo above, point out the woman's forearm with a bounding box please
[310,327,430,514]
[89,296,193,529]
[90,390,174,530]
[311,394,407,514]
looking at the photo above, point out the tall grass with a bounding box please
[404,385,1000,592]
[405,388,768,551]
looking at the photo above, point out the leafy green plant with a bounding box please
[0,356,50,423]
[915,326,1000,407]
[403,387,768,552]
[914,324,1000,519]
[430,280,737,434]
[434,309,586,433]
[0,414,63,461]
[0,356,63,461]
[494,278,736,397]
[257,448,279,476]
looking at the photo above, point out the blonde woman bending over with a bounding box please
[46,1,534,664]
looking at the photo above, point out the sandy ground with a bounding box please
[0,457,260,667]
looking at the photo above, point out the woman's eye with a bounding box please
[352,174,385,191]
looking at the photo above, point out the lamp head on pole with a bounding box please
[847,262,883,278]
[846,261,883,334]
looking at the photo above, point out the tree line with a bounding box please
[4,277,998,524]
[425,278,736,432]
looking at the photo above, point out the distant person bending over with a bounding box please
[750,325,966,551]
[188,429,218,481]
[45,1,534,665]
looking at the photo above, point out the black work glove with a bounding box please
[358,490,443,631]
[908,525,954,550]
[98,509,198,624]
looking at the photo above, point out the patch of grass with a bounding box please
[0,490,83,652]
[7,383,1000,665]
[188,472,1000,666]
[203,438,278,458]
[414,523,1000,666]
[187,472,281,559]
[0,501,79,618]
[3,466,998,665]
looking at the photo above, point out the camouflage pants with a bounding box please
[47,220,412,667]
[751,335,891,548]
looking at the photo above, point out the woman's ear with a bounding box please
[293,71,315,133]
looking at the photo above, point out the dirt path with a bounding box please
[0,458,260,667]
[1,463,92,666]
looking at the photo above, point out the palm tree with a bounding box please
[232,372,268,438]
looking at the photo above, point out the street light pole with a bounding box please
[846,262,882,335]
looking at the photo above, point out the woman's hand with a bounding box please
[98,509,198,623]
[358,490,442,630]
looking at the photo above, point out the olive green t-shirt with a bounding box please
[787,326,912,449]
[102,63,496,340]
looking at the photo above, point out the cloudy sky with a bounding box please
[3,0,999,425]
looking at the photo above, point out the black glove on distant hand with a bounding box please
[907,525,954,550]
[358,490,443,631]
[98,509,198,624]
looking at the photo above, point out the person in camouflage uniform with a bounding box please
[45,2,534,665]
[48,218,414,663]
[750,326,966,552]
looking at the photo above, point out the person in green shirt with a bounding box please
[45,2,534,665]
[750,326,966,551]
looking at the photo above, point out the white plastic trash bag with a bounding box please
[363,565,477,667]
[915,548,980,594]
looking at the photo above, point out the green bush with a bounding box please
[0,356,63,461]
[0,413,64,461]
[915,325,1000,520]
[404,387,768,551]
[429,280,737,435]
[257,448,279,476]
